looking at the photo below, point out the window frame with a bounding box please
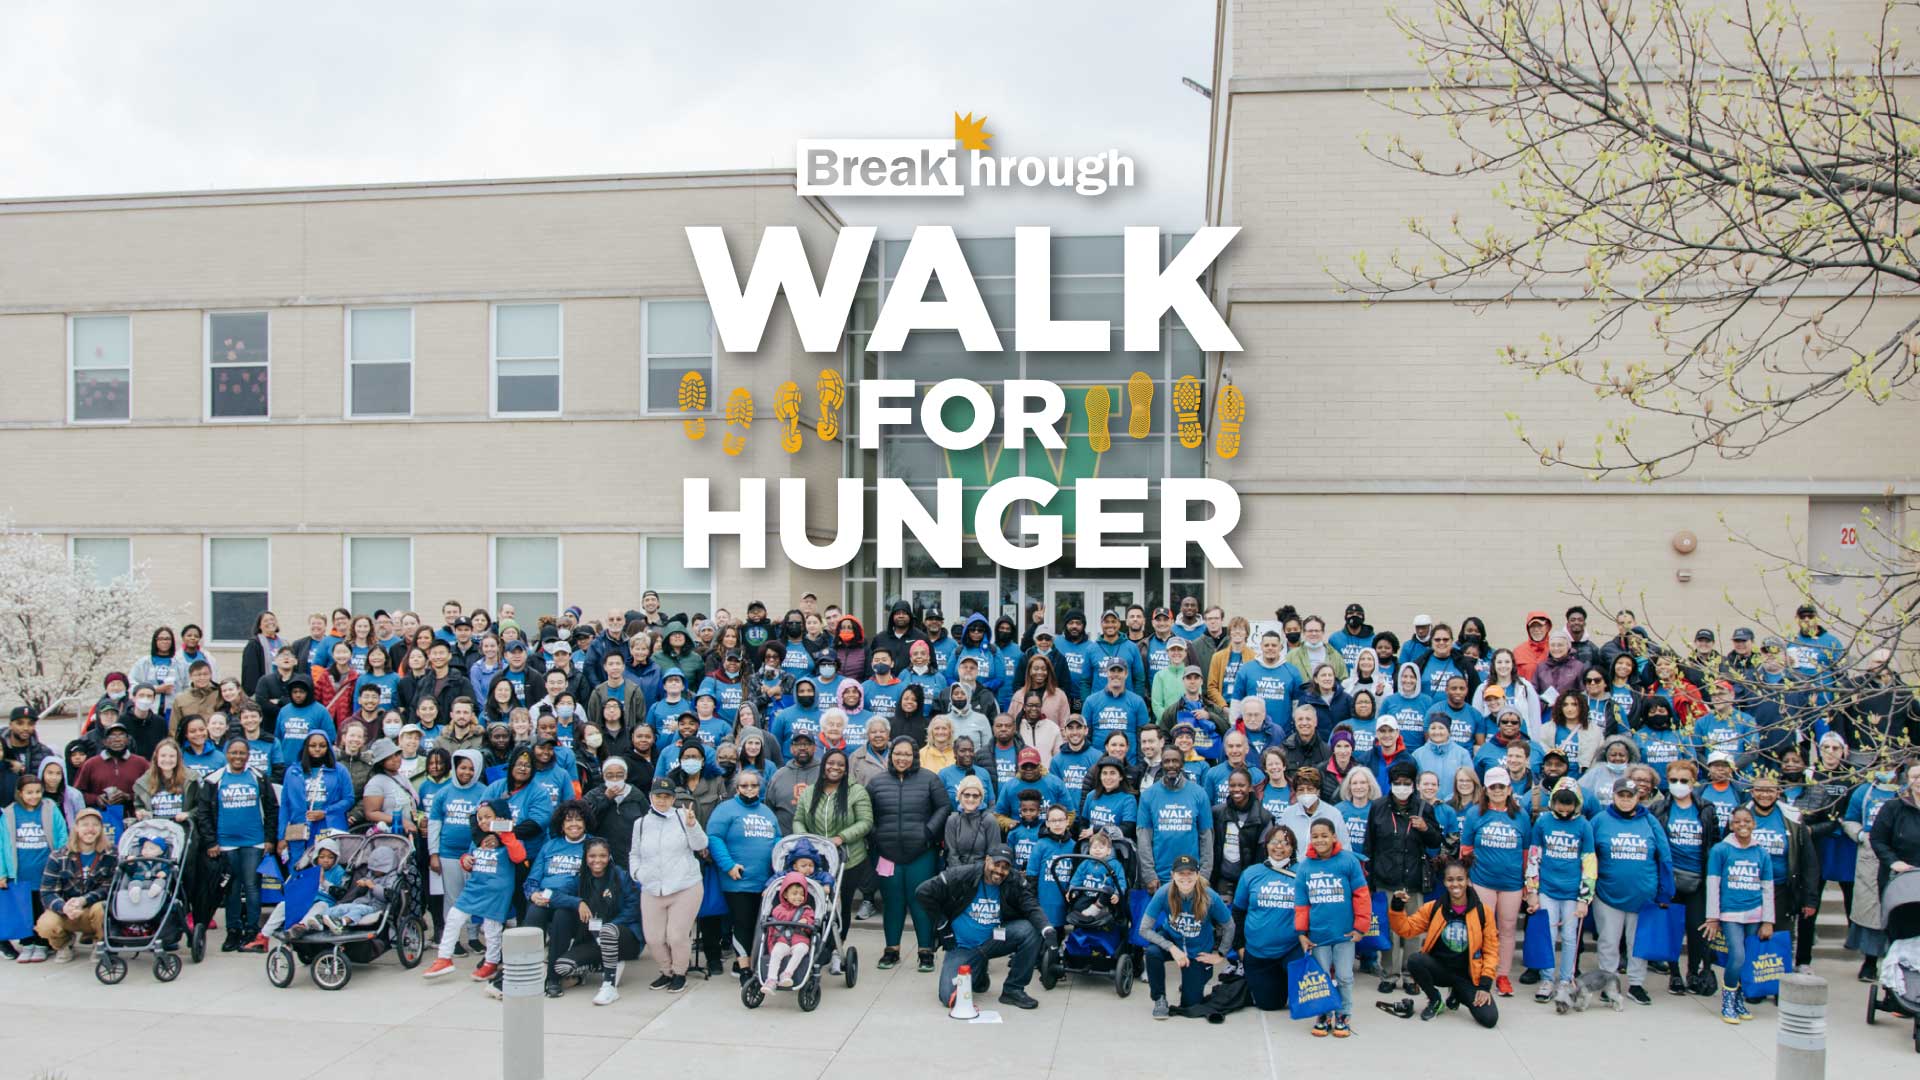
[343,305,416,419]
[489,302,564,418]
[641,534,716,615]
[204,309,272,423]
[204,536,272,646]
[488,535,563,621]
[342,535,415,615]
[67,313,132,425]
[69,536,132,585]
[640,298,717,416]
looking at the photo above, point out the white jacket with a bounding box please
[629,807,708,896]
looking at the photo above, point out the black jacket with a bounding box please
[1364,794,1442,893]
[407,671,468,723]
[864,760,951,864]
[582,782,650,871]
[915,860,1050,936]
[1652,797,1722,887]
[190,769,279,852]
[240,638,272,696]
[1017,647,1082,710]
[867,602,930,669]
[1210,797,1272,893]
[1869,793,1920,894]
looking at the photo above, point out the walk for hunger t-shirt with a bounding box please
[1462,805,1530,891]
[215,770,265,847]
[1232,863,1298,958]
[1530,814,1593,901]
[1139,780,1214,880]
[952,881,1001,950]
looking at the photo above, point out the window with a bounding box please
[207,311,270,419]
[492,536,560,622]
[347,307,412,417]
[70,315,130,422]
[643,300,714,413]
[643,536,714,617]
[492,303,561,415]
[70,537,131,585]
[207,538,270,643]
[346,537,412,615]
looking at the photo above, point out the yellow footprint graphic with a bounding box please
[816,369,844,442]
[1173,374,1204,449]
[1127,371,1153,439]
[1085,385,1112,453]
[678,370,708,440]
[723,387,754,457]
[775,381,803,453]
[1214,383,1244,460]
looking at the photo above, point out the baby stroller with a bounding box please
[1865,869,1920,1054]
[740,834,857,1011]
[264,829,427,991]
[1037,829,1143,997]
[96,818,198,984]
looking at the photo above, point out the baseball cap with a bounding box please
[1101,609,1123,622]
[1707,750,1735,766]
[1033,624,1056,640]
[1063,715,1086,728]
[1762,636,1786,650]
[1171,854,1201,874]
[650,777,675,795]
[505,639,527,652]
[1695,628,1716,642]
[1795,603,1818,617]
[923,608,945,622]
[1376,717,1398,732]
[983,844,1015,866]
[1016,747,1042,766]
[1183,664,1204,678]
[1413,614,1433,627]
[1166,637,1188,652]
[1152,607,1173,620]
[1732,627,1755,642]
[8,705,31,722]
[1484,767,1513,788]
[1104,657,1129,673]
[1345,603,1365,617]
[662,670,685,683]
[452,616,472,628]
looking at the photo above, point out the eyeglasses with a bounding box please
[1583,676,1605,684]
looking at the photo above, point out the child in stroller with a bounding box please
[121,836,175,905]
[1066,830,1129,930]
[762,872,818,991]
[785,840,835,888]
[288,836,403,936]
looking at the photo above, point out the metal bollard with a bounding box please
[1776,973,1827,1080]
[502,926,546,1080]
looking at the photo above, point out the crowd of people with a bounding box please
[1,593,1917,1034]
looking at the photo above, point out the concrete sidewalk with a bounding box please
[1,920,1911,1079]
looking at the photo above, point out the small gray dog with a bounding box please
[1558,970,1624,1013]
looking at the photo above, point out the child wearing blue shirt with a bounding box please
[1705,806,1775,1023]
[423,799,528,979]
[1292,820,1371,1035]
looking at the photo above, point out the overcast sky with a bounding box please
[1,2,1216,235]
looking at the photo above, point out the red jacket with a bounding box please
[76,751,150,807]
[1514,611,1553,680]
[311,666,360,723]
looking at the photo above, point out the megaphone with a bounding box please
[949,963,979,1020]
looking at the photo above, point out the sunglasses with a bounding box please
[1584,676,1605,684]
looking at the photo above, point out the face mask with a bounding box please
[912,662,931,675]
[682,758,703,774]
[1285,632,1302,646]
[383,722,401,738]
[1669,781,1693,799]
[1782,769,1805,783]
[1645,712,1671,731]
[606,779,626,795]
[1346,617,1363,631]
[557,704,575,719]
[819,664,837,679]
[1553,805,1578,820]
[134,697,155,712]
[1873,771,1895,785]
[1298,793,1319,808]
[872,662,892,676]
[796,693,815,708]
[583,728,603,749]
[1390,783,1414,800]
[109,690,126,700]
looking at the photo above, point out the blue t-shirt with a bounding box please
[1083,689,1149,741]
[1049,745,1102,792]
[1080,790,1139,832]
[1203,761,1265,805]
[1296,849,1369,944]
[360,672,401,709]
[1138,780,1214,880]
[1529,813,1594,901]
[1663,801,1707,875]
[951,881,1002,951]
[214,769,266,847]
[1142,883,1228,953]
[1747,804,1790,882]
[1232,862,1300,957]
[1234,662,1301,739]
[431,782,485,858]
[1708,840,1770,918]
[1461,805,1531,891]
[530,836,585,896]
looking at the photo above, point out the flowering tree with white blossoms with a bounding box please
[0,523,178,715]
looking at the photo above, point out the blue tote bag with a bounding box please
[1741,932,1792,998]
[1522,911,1556,970]
[1630,903,1681,962]
[1288,954,1340,1020]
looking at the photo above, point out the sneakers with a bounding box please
[1377,977,1396,994]
[50,945,75,964]
[1152,997,1171,1020]
[1495,974,1514,998]
[1534,980,1554,1003]
[1311,1016,1333,1037]
[1859,958,1880,983]
[1667,973,1688,996]
[1420,999,1445,1021]
[877,947,900,970]
[472,961,499,981]
[544,980,564,999]
[220,936,241,953]
[998,989,1039,1010]
[648,972,673,990]
[917,949,935,973]
[593,981,619,1006]
[241,934,268,953]
[422,958,456,979]
[706,958,723,978]
[667,974,688,993]
[1518,968,1541,985]
[854,900,878,922]
[1331,1014,1353,1038]
[1626,985,1652,1006]
[16,945,47,963]
[452,941,468,958]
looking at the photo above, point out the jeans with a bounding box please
[1144,944,1214,1006]
[1243,947,1302,1011]
[1721,920,1759,986]
[1407,952,1499,1028]
[1311,939,1356,1016]
[878,850,939,950]
[221,846,263,936]
[935,920,1040,1004]
[1538,897,1582,984]
[1592,900,1646,988]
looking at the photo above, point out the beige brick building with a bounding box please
[1201,0,1918,643]
[0,173,851,667]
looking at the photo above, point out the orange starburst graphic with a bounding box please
[953,112,991,151]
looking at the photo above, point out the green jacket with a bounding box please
[654,622,707,686]
[792,779,874,867]
[1286,645,1348,684]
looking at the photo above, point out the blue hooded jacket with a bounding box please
[707,793,783,893]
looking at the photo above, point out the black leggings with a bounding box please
[837,856,872,931]
[1675,884,1710,977]
[724,890,764,964]
[1243,949,1301,1011]
[1407,952,1499,1028]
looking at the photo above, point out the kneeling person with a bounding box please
[915,843,1056,1010]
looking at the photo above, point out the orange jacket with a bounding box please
[1513,612,1553,680]
[1388,893,1501,989]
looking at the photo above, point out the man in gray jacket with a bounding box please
[767,731,822,832]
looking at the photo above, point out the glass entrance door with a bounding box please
[1045,578,1142,630]
[904,578,999,624]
